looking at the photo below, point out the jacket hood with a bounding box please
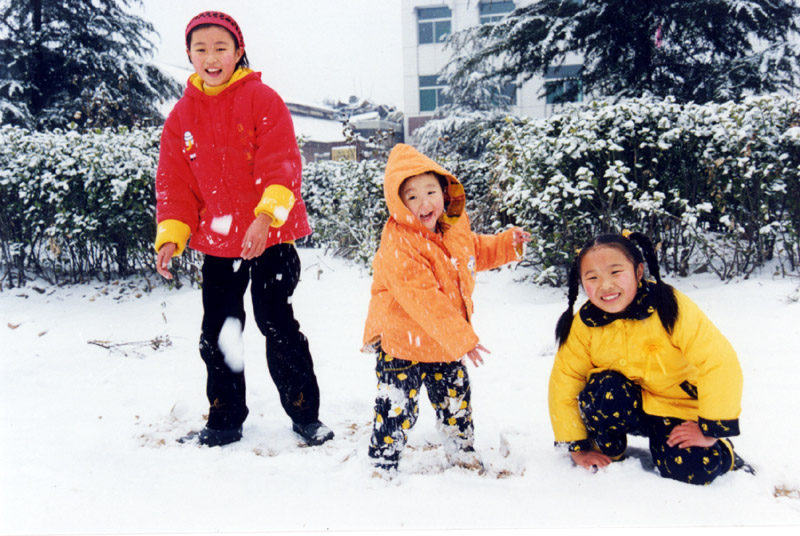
[383,143,466,233]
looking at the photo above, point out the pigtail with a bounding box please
[555,257,582,347]
[627,232,679,334]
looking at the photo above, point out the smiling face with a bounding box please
[187,25,244,87]
[399,172,446,232]
[580,245,644,314]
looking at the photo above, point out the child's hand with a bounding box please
[666,421,718,449]
[241,213,273,259]
[571,450,613,470]
[462,344,491,367]
[511,227,531,246]
[156,242,177,279]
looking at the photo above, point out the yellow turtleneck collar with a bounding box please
[190,68,254,96]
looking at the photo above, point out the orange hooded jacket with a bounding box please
[362,144,521,363]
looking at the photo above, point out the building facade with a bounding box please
[402,0,583,143]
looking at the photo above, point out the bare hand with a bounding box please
[511,227,531,246]
[241,213,273,260]
[462,344,491,367]
[571,449,613,470]
[666,421,718,449]
[156,242,177,279]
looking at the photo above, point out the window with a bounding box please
[418,6,452,44]
[545,64,583,104]
[479,1,515,24]
[419,75,450,112]
[500,82,517,106]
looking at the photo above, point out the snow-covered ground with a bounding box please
[2,248,799,535]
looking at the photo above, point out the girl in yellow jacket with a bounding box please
[363,144,529,476]
[549,231,752,485]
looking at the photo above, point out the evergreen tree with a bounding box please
[0,0,181,129]
[443,0,800,104]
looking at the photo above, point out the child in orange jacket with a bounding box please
[363,144,530,476]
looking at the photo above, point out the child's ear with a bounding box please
[636,263,645,280]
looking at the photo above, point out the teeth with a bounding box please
[601,294,619,301]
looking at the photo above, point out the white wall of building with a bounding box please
[401,0,583,143]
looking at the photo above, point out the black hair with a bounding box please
[400,171,449,197]
[186,23,250,70]
[554,232,679,347]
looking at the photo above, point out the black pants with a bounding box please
[199,244,320,431]
[368,349,474,468]
[579,370,736,485]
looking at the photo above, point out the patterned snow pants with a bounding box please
[368,348,474,469]
[579,370,736,485]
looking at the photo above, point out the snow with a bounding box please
[291,114,346,144]
[210,214,233,236]
[218,317,245,373]
[2,248,800,535]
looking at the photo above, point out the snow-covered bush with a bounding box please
[0,125,163,286]
[415,110,511,160]
[482,94,800,281]
[2,93,797,287]
[302,159,387,266]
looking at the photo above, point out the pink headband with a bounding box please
[185,11,245,49]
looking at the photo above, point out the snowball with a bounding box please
[273,207,289,223]
[210,215,233,236]
[218,317,244,373]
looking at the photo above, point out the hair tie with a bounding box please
[622,229,632,239]
[575,248,582,255]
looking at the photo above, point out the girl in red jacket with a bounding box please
[155,11,332,448]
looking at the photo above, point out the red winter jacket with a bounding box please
[155,70,311,258]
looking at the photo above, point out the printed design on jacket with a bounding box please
[183,131,197,160]
[237,122,255,161]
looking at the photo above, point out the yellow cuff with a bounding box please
[254,184,295,228]
[155,219,191,256]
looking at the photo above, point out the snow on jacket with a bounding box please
[548,288,743,444]
[362,143,521,363]
[155,70,310,258]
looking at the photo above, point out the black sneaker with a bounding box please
[292,420,334,446]
[179,426,242,447]
[733,452,756,475]
[721,439,755,475]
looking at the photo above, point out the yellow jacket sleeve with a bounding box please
[670,290,743,437]
[154,219,191,256]
[254,184,295,228]
[548,318,595,444]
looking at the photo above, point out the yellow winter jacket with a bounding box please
[362,144,521,363]
[548,287,743,444]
